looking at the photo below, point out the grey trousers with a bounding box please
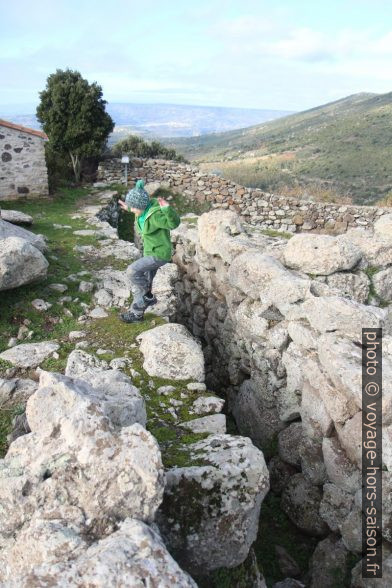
[127,255,168,315]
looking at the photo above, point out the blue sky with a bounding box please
[1,0,392,112]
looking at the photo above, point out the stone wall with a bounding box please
[0,121,49,201]
[97,157,390,234]
[164,210,392,579]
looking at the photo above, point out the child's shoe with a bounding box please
[119,311,144,323]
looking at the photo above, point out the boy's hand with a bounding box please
[157,197,169,207]
[118,199,128,211]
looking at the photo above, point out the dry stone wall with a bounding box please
[164,210,392,582]
[0,122,49,201]
[97,157,390,234]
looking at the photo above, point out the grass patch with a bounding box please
[254,492,318,586]
[261,229,293,239]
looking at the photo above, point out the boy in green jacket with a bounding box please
[118,180,180,323]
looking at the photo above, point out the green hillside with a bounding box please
[166,92,392,204]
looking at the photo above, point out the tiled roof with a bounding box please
[0,118,48,140]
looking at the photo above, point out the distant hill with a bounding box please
[0,103,293,142]
[165,92,392,204]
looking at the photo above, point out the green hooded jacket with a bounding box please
[134,198,181,261]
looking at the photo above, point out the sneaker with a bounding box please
[119,311,144,323]
[143,293,158,307]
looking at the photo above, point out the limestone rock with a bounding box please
[0,218,46,252]
[235,298,269,341]
[229,251,310,313]
[303,354,358,425]
[301,379,333,439]
[137,323,205,381]
[89,307,108,318]
[0,210,33,226]
[0,374,165,546]
[318,334,392,424]
[351,552,392,587]
[1,518,197,588]
[287,321,318,350]
[180,414,226,434]
[326,271,370,304]
[373,267,392,301]
[335,411,362,468]
[0,378,38,406]
[283,234,361,275]
[345,227,392,267]
[309,535,349,588]
[0,341,59,368]
[278,423,303,467]
[322,437,361,493]
[281,474,329,537]
[64,351,146,428]
[300,296,385,342]
[191,395,225,415]
[32,298,52,311]
[94,267,131,307]
[319,483,354,533]
[374,213,392,238]
[156,433,269,576]
[231,379,285,448]
[151,263,179,318]
[0,237,48,291]
[299,437,327,486]
[197,209,255,263]
[340,506,362,553]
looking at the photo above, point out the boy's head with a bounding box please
[125,179,150,215]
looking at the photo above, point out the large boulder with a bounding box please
[231,378,285,447]
[0,237,48,291]
[156,433,269,577]
[299,296,385,342]
[137,323,205,381]
[326,271,370,304]
[0,218,46,252]
[374,213,392,238]
[0,517,197,588]
[55,356,147,428]
[318,334,392,424]
[282,234,361,275]
[281,474,329,537]
[0,341,59,368]
[345,227,392,267]
[0,373,165,546]
[0,210,33,226]
[308,535,349,588]
[151,263,179,318]
[93,268,131,307]
[322,437,361,493]
[228,251,310,312]
[373,267,392,301]
[197,209,255,263]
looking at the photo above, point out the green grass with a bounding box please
[261,229,293,239]
[83,312,215,468]
[254,492,318,586]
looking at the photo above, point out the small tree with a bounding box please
[36,69,114,182]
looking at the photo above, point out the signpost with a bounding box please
[121,155,130,186]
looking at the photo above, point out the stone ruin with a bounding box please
[2,185,392,586]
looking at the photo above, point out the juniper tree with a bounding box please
[37,69,114,182]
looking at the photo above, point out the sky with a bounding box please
[1,0,392,113]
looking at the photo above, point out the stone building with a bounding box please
[0,119,49,200]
